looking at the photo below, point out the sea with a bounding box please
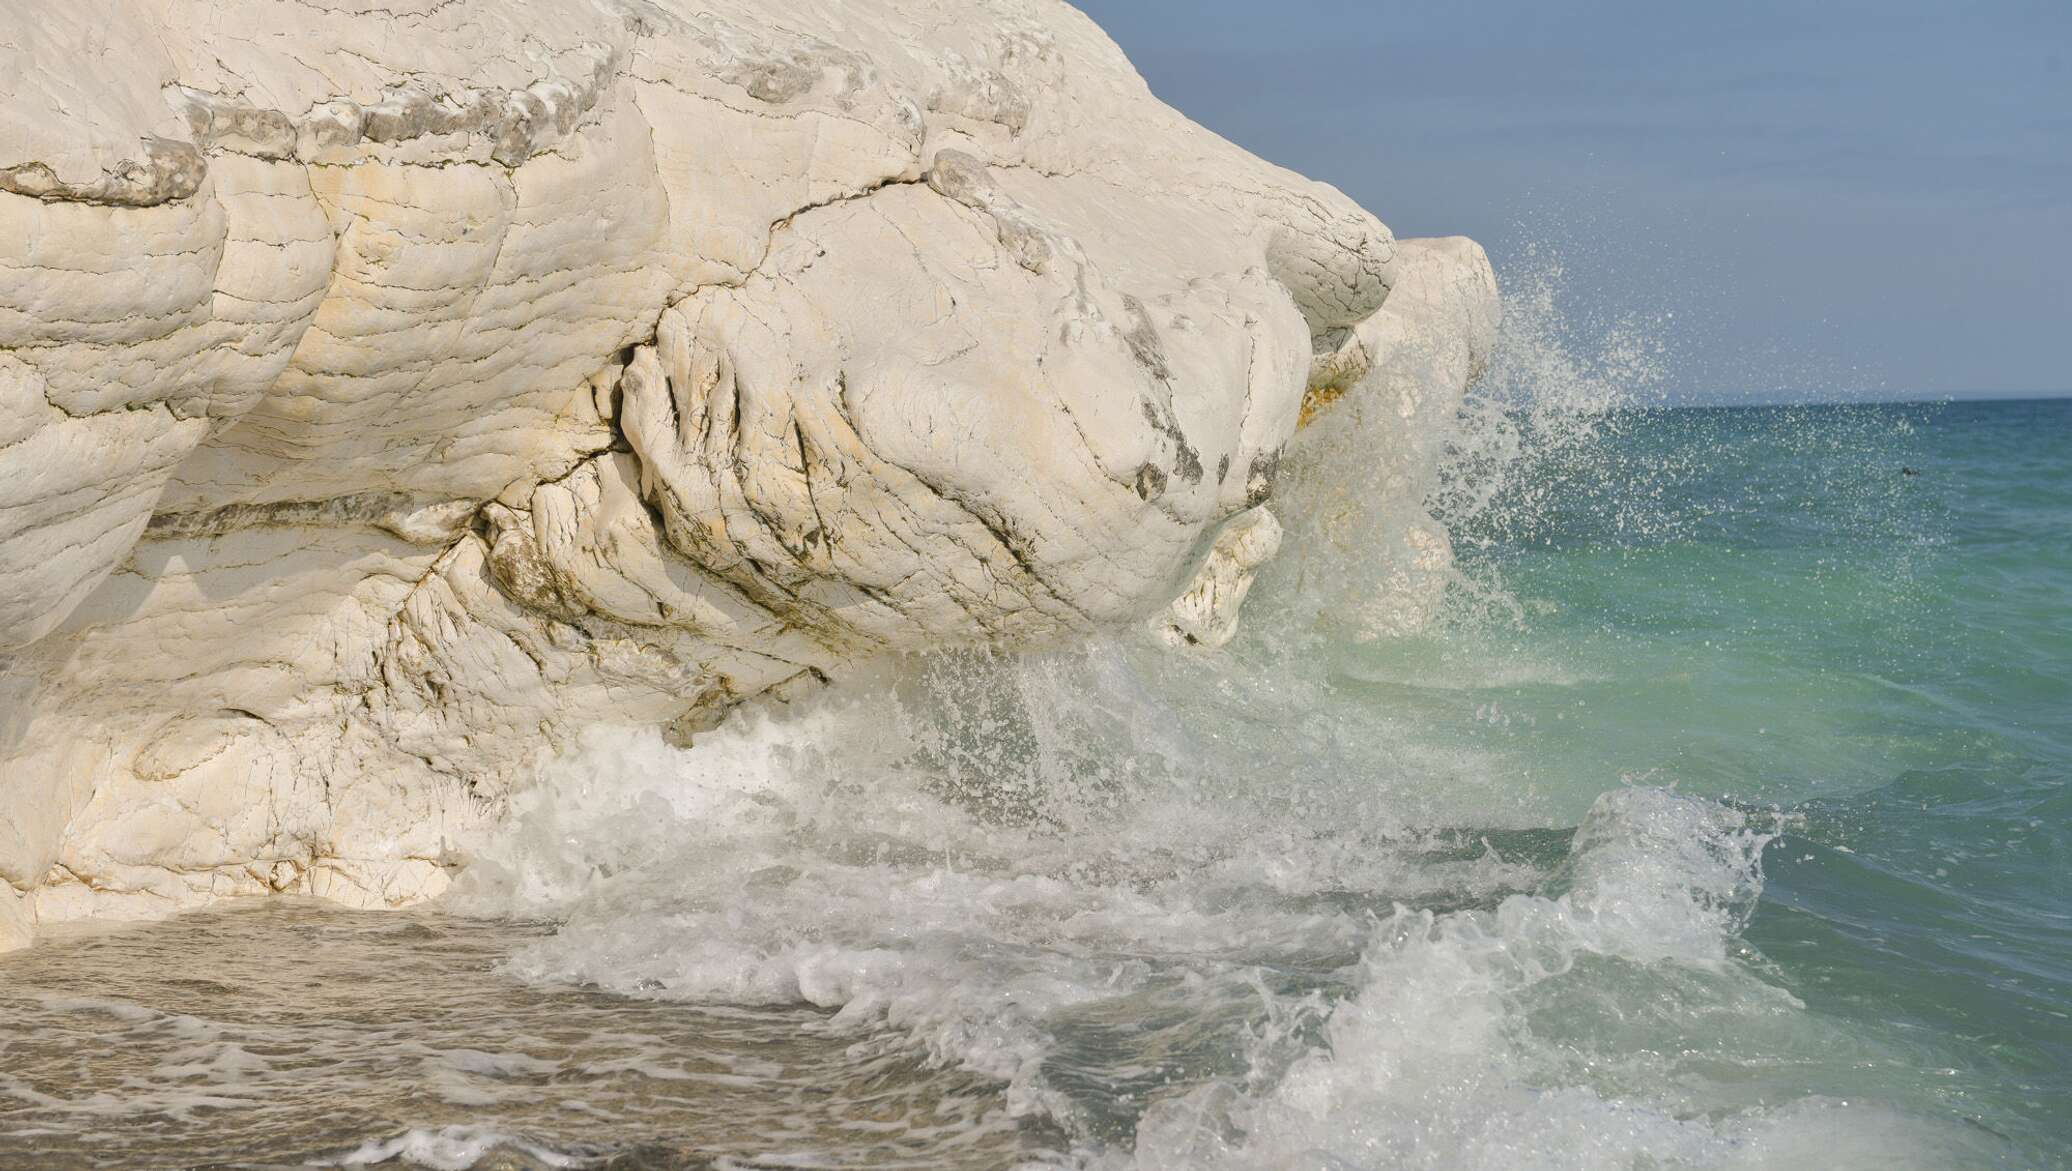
[1,288,2067,1167]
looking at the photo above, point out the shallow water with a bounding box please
[0,904,1063,1168]
[2,396,2066,1169]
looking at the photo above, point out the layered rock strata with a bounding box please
[0,0,1497,950]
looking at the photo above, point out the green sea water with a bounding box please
[1455,397,2072,1158]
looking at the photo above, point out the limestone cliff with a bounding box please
[0,0,1497,951]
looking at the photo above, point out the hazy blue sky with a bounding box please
[1073,0,2070,401]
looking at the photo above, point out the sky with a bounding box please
[1072,0,2071,402]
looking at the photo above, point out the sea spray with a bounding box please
[1121,791,1996,1171]
[443,664,1552,1135]
[1267,240,1670,645]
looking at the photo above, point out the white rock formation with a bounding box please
[1154,507,1282,649]
[0,0,1497,948]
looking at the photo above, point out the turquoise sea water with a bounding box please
[1400,397,2072,1160]
[1556,398,2072,1155]
[0,397,2066,1169]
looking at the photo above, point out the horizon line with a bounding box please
[1655,389,2072,408]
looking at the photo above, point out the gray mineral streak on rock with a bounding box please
[0,137,206,206]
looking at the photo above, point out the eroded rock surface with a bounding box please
[0,0,1494,946]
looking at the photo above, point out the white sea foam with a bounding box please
[450,692,2000,1169]
[1118,788,2002,1170]
[445,664,1547,1128]
[321,1125,589,1169]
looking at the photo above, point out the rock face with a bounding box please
[0,0,1498,946]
